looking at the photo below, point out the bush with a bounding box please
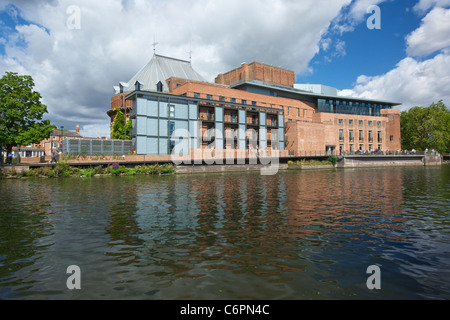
[326,156,338,166]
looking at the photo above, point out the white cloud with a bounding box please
[413,0,450,14]
[0,0,351,135]
[339,52,450,109]
[339,4,450,110]
[406,7,450,57]
[331,0,387,34]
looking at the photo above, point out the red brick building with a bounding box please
[109,54,401,156]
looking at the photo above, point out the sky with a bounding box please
[1,0,449,138]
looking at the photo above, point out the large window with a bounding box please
[349,129,354,142]
[317,99,391,115]
[339,129,344,141]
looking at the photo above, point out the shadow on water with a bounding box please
[0,165,449,299]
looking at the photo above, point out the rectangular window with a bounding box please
[207,94,212,100]
[349,130,354,142]
[252,101,257,106]
[338,119,343,126]
[231,98,236,103]
[169,104,175,118]
[339,129,344,141]
[359,130,364,142]
[359,120,363,127]
[368,130,373,142]
[369,144,373,151]
[377,121,381,128]
[368,121,372,127]
[359,144,364,151]
[390,135,394,142]
[231,112,237,123]
[242,99,247,105]
[377,131,382,142]
[194,92,200,98]
[169,121,175,137]
[303,109,306,117]
[350,144,354,152]
[349,119,353,127]
[206,109,213,121]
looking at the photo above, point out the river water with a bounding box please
[0,165,449,300]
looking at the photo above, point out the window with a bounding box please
[377,131,382,142]
[303,109,306,117]
[349,119,353,127]
[359,144,364,151]
[169,121,175,137]
[207,94,212,100]
[368,130,373,142]
[369,144,373,151]
[390,135,394,142]
[349,130,354,142]
[359,130,364,142]
[339,129,344,141]
[359,120,363,127]
[231,112,237,123]
[194,92,200,98]
[368,121,372,127]
[206,109,214,121]
[252,101,257,106]
[220,96,225,102]
[270,117,277,127]
[169,104,175,118]
[350,144,354,152]
[231,98,236,103]
[338,119,343,126]
[156,81,163,92]
[242,99,247,105]
[377,121,381,128]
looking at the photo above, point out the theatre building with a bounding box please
[109,54,401,157]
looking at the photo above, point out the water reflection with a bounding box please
[0,165,449,299]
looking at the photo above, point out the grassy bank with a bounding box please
[1,161,175,179]
[288,156,338,166]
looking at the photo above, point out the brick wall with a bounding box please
[215,62,295,88]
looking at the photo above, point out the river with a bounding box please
[0,165,449,299]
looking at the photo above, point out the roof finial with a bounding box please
[152,35,159,55]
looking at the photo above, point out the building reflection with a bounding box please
[130,168,406,285]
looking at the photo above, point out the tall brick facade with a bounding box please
[215,62,295,88]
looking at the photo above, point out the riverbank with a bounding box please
[0,162,174,179]
[0,154,444,178]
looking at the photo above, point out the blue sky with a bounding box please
[0,0,449,137]
[301,1,422,89]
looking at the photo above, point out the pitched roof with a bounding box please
[118,54,206,93]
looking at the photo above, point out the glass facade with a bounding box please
[317,99,391,116]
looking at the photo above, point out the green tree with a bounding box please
[0,72,55,161]
[111,107,132,140]
[400,100,450,153]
